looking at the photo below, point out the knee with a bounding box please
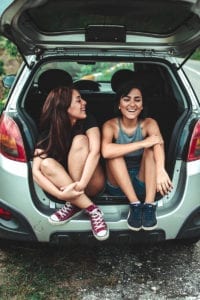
[40,158,57,176]
[70,135,89,153]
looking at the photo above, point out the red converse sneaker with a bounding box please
[86,205,109,241]
[48,202,81,225]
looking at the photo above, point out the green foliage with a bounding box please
[0,36,20,105]
[0,100,4,112]
[191,49,200,60]
[0,36,18,58]
[0,61,5,76]
[4,39,18,57]
[74,62,133,81]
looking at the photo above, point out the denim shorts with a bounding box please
[106,168,146,200]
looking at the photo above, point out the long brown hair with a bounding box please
[37,87,74,166]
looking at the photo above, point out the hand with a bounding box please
[74,181,86,192]
[156,169,173,196]
[59,182,84,200]
[143,135,163,149]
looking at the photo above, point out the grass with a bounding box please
[0,240,119,300]
[0,239,199,300]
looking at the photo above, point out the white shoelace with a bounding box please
[90,209,106,231]
[57,203,72,218]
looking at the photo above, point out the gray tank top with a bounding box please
[115,118,144,169]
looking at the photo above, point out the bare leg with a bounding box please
[43,154,109,240]
[40,157,73,189]
[106,157,139,203]
[40,137,109,238]
[137,148,157,231]
[68,135,105,196]
[40,157,93,209]
[85,164,105,196]
[68,135,88,181]
[138,148,157,203]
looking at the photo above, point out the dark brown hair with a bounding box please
[37,87,74,166]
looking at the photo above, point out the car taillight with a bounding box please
[0,207,12,220]
[0,113,27,162]
[187,120,200,161]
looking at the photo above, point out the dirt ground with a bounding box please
[0,239,200,299]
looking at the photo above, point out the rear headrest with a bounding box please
[38,69,73,94]
[136,70,165,96]
[111,68,165,97]
[111,69,137,92]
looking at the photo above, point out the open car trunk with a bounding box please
[20,58,187,211]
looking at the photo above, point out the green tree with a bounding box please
[0,36,21,103]
[4,39,18,57]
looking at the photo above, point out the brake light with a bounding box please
[187,120,200,161]
[0,113,27,162]
[0,207,12,220]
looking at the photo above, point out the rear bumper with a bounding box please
[176,206,200,241]
[0,158,200,244]
[0,198,200,244]
[0,201,37,242]
[50,229,166,246]
[48,207,200,245]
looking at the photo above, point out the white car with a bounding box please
[0,0,200,245]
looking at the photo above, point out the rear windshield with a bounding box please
[26,0,194,35]
[35,61,134,91]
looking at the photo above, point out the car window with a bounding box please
[36,61,134,85]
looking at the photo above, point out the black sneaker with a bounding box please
[127,203,143,231]
[142,203,157,230]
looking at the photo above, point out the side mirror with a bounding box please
[2,75,16,89]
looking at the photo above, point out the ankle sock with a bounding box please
[131,201,141,205]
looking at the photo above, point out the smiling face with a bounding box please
[119,88,143,120]
[67,89,87,124]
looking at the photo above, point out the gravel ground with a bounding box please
[0,239,200,299]
[77,241,200,299]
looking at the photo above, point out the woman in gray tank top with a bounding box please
[102,82,173,231]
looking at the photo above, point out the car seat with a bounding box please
[38,69,73,95]
[73,79,101,91]
[111,69,137,93]
[25,69,73,127]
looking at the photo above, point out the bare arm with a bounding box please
[101,119,162,159]
[32,150,83,200]
[145,118,173,195]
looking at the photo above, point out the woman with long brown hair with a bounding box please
[32,86,109,241]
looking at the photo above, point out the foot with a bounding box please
[127,202,143,231]
[142,203,157,230]
[48,202,81,225]
[86,205,109,241]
